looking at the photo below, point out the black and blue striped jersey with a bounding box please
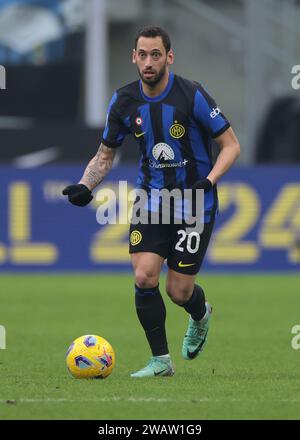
[102,72,230,218]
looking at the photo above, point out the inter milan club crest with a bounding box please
[130,230,142,246]
[169,121,185,139]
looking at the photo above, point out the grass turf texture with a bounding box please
[0,274,299,420]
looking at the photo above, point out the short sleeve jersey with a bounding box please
[102,72,230,217]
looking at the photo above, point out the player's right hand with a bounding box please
[62,184,93,207]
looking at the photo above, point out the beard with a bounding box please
[138,62,167,87]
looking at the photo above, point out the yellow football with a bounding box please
[66,335,115,379]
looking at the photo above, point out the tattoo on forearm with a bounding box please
[80,144,116,190]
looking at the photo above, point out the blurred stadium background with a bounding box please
[1,0,300,421]
[0,0,300,272]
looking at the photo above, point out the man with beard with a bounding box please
[63,26,240,378]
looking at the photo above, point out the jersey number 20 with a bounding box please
[175,229,201,254]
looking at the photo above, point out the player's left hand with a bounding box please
[192,178,213,193]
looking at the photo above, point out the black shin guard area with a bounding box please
[135,285,169,356]
[182,284,206,321]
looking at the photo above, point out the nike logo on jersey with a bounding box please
[135,131,146,138]
[178,261,196,268]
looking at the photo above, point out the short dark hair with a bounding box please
[134,25,171,53]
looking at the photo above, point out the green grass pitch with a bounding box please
[0,273,299,420]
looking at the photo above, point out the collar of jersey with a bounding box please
[139,72,174,103]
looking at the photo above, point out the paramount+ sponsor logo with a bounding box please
[152,142,175,161]
[150,143,188,169]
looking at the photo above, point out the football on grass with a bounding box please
[66,335,115,379]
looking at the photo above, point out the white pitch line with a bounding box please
[2,397,209,404]
[2,397,300,404]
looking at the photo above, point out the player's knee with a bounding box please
[134,269,158,289]
[166,282,191,305]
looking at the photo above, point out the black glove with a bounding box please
[192,178,213,193]
[62,184,93,207]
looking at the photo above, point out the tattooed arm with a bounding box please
[78,143,117,191]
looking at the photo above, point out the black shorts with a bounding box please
[129,213,215,275]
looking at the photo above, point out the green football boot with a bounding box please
[182,302,212,360]
[130,356,175,378]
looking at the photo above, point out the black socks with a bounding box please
[135,284,169,356]
[182,284,206,321]
[134,283,206,356]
